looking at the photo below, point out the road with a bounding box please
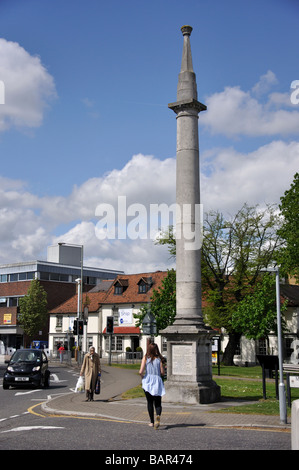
[0,363,292,454]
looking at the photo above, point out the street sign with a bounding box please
[290,376,299,388]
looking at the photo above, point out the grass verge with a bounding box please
[111,363,299,416]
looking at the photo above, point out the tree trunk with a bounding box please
[222,332,241,366]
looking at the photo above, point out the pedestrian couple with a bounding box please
[80,346,101,402]
[139,343,165,429]
[80,343,166,430]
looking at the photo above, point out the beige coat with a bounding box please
[80,352,101,391]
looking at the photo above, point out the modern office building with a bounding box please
[0,244,123,351]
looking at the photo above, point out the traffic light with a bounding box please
[78,320,84,335]
[73,319,78,335]
[73,319,84,335]
[106,316,114,334]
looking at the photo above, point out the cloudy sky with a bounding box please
[0,0,298,274]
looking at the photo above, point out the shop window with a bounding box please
[106,335,123,352]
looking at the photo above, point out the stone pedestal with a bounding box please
[162,328,221,404]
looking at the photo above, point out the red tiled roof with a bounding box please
[49,291,108,314]
[50,271,168,314]
[103,326,140,334]
[104,271,168,305]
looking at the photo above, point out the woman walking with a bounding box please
[80,346,101,401]
[139,343,165,429]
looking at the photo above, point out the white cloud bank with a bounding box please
[0,143,298,272]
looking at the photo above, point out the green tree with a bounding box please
[155,203,283,365]
[231,273,288,349]
[277,172,299,281]
[201,204,282,364]
[18,279,48,342]
[135,269,176,333]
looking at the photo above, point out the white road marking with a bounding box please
[15,389,42,396]
[1,426,64,433]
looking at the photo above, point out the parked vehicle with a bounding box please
[3,349,50,389]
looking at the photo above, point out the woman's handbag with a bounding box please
[95,373,101,395]
[75,375,84,393]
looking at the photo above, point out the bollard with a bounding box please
[291,399,299,450]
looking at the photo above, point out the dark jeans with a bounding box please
[144,391,162,424]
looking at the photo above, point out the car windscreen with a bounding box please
[10,351,41,363]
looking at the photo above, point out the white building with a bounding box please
[48,271,168,359]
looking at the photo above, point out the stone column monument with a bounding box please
[161,26,221,404]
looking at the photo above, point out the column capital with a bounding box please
[168,98,207,115]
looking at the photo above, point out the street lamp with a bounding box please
[261,266,287,424]
[75,278,81,320]
[58,242,83,318]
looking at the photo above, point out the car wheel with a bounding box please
[3,383,9,390]
[44,371,50,387]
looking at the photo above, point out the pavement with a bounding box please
[42,360,291,431]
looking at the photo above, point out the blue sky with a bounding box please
[0,0,298,273]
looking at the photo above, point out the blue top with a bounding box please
[142,357,165,397]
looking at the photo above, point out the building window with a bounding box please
[54,337,66,349]
[113,279,128,295]
[112,307,119,325]
[138,282,147,293]
[40,272,70,282]
[8,297,19,307]
[84,276,96,285]
[56,316,63,331]
[114,285,123,295]
[257,339,267,356]
[105,335,123,352]
[40,272,50,280]
[0,297,7,307]
[0,272,35,282]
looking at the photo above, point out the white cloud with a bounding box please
[0,38,56,131]
[251,70,278,96]
[39,153,176,225]
[201,140,299,214]
[200,71,299,137]
[0,144,298,272]
[0,154,176,271]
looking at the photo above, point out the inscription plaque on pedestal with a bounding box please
[172,344,192,375]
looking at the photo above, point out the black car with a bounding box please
[3,349,50,389]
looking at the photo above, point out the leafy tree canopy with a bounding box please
[277,172,299,281]
[18,279,48,340]
[155,203,283,364]
[231,273,288,341]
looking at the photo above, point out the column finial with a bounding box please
[181,25,193,36]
